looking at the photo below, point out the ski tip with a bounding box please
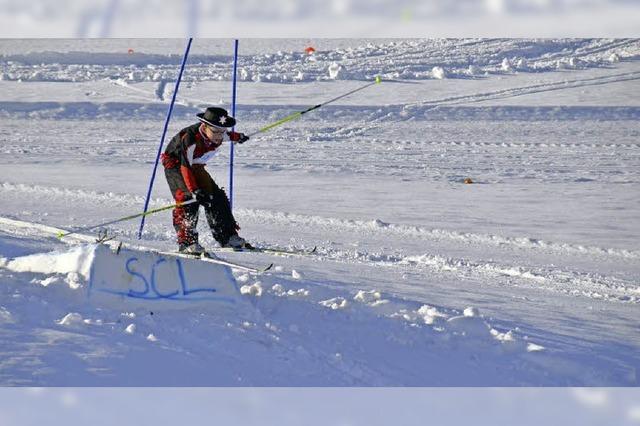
[310,246,318,254]
[375,76,381,84]
[261,263,274,273]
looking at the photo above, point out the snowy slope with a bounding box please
[0,39,639,385]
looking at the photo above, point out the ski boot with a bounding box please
[225,235,253,250]
[179,242,206,255]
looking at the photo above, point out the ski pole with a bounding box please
[138,37,193,240]
[57,199,198,239]
[229,39,239,210]
[247,76,382,138]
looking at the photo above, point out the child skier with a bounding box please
[161,107,250,254]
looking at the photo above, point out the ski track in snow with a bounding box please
[1,181,638,261]
[3,67,640,122]
[405,71,640,108]
[1,118,638,186]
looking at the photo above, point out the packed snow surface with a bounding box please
[0,39,639,385]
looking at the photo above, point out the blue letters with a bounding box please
[126,257,150,298]
[150,257,180,299]
[119,256,216,300]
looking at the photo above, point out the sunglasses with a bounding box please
[206,125,226,134]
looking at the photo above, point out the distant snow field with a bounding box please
[0,39,639,385]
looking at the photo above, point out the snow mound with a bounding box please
[1,240,243,312]
[446,314,492,339]
[353,290,388,307]
[328,62,342,79]
[416,305,447,325]
[30,272,83,290]
[431,66,446,79]
[271,283,309,298]
[57,312,84,327]
[3,244,96,279]
[319,297,349,310]
[240,282,263,297]
[527,343,546,352]
[467,64,482,75]
[463,306,480,317]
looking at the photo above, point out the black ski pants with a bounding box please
[164,165,238,247]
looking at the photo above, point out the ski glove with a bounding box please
[192,189,214,208]
[229,131,249,144]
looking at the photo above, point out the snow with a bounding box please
[0,38,639,386]
[431,66,446,79]
[240,282,263,297]
[3,244,95,278]
[57,312,84,327]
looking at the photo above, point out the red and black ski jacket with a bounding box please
[161,123,229,193]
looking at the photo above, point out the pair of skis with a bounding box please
[161,250,274,273]
[166,245,318,274]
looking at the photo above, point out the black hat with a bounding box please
[197,107,236,128]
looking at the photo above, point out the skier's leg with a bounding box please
[164,167,199,248]
[196,173,239,245]
[190,166,238,246]
[204,183,240,245]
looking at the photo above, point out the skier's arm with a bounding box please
[178,143,199,193]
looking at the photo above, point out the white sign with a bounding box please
[88,245,242,310]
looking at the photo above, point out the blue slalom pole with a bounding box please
[137,37,193,239]
[229,39,239,211]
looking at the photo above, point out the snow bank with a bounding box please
[3,244,96,279]
[2,241,244,312]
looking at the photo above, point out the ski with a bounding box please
[158,250,273,274]
[216,245,318,257]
